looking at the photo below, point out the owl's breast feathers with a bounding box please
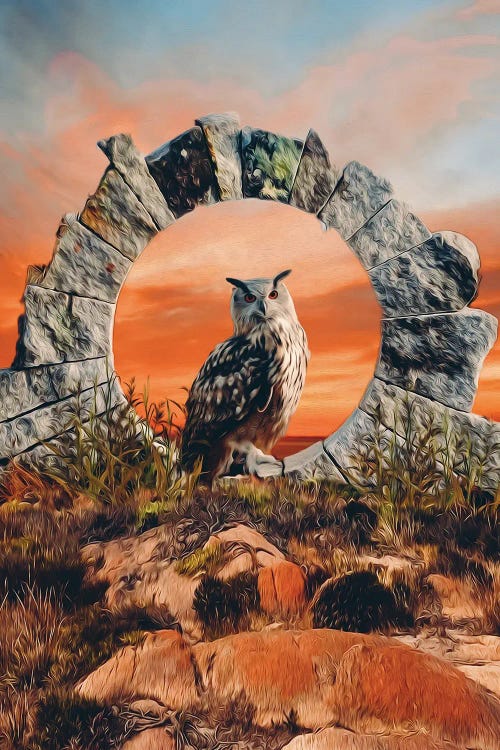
[181,319,309,473]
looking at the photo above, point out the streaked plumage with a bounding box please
[181,270,310,481]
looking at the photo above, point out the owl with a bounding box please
[181,269,310,482]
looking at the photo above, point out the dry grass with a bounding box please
[0,383,498,747]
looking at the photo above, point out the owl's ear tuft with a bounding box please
[226,277,251,294]
[273,269,292,287]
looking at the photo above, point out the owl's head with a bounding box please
[226,269,298,334]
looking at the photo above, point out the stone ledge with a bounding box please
[283,440,345,482]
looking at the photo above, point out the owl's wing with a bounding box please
[181,334,274,469]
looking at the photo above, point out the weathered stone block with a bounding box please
[318,161,393,239]
[38,214,132,303]
[369,231,480,317]
[49,357,114,398]
[240,127,303,202]
[323,409,400,487]
[18,286,114,367]
[360,377,500,490]
[0,367,58,422]
[79,168,158,260]
[195,112,243,201]
[0,358,113,423]
[146,126,219,218]
[283,440,345,482]
[376,309,498,411]
[69,296,114,360]
[97,133,175,230]
[347,199,431,269]
[289,129,340,214]
[0,380,125,459]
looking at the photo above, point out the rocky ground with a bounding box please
[1,476,499,749]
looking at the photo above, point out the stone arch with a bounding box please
[0,112,498,488]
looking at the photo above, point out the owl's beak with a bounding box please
[256,299,267,316]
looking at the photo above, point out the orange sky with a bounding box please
[0,1,498,436]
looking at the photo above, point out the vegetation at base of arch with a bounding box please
[28,376,201,508]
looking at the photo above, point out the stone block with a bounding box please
[360,377,500,490]
[49,357,114,398]
[347,199,431,269]
[0,379,125,459]
[323,409,400,487]
[0,367,58,422]
[376,308,498,411]
[369,231,480,317]
[146,126,219,218]
[283,440,345,482]
[97,133,175,229]
[38,214,132,303]
[79,168,158,260]
[318,161,393,239]
[0,358,113,423]
[240,127,303,202]
[289,129,340,214]
[195,112,243,201]
[19,286,114,367]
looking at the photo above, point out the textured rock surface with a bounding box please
[369,232,480,317]
[121,729,175,750]
[195,112,243,201]
[347,199,431,269]
[240,127,303,202]
[80,167,158,260]
[282,729,455,749]
[359,378,500,489]
[289,128,340,214]
[257,561,307,618]
[0,379,123,459]
[97,133,175,230]
[38,214,131,303]
[283,440,345,482]
[324,409,400,486]
[319,161,393,239]
[146,126,219,217]
[376,309,498,411]
[15,286,114,367]
[0,357,112,423]
[77,628,500,748]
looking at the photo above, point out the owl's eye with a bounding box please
[268,290,278,299]
[244,293,256,303]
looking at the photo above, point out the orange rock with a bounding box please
[258,561,307,617]
[121,728,175,750]
[77,630,201,710]
[282,728,459,749]
[77,628,500,749]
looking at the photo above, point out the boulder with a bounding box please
[258,561,307,618]
[78,628,500,749]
